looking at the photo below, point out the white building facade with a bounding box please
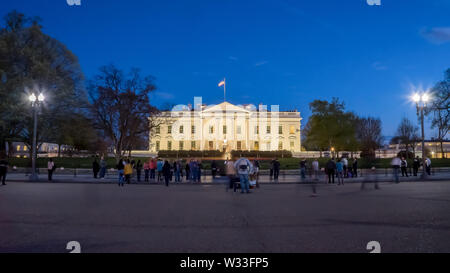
[149,101,302,154]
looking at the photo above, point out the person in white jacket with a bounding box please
[47,158,55,181]
[234,157,253,194]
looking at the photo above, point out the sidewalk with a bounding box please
[4,171,450,185]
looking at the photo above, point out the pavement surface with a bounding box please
[0,181,449,253]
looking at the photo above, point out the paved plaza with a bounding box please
[1,181,450,253]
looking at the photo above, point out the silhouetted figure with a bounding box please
[0,156,8,185]
[273,159,281,181]
[163,160,172,187]
[325,158,336,184]
[413,156,420,176]
[92,159,100,179]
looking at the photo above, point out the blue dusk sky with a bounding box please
[2,0,449,137]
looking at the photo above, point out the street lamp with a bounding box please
[29,92,45,181]
[412,92,429,179]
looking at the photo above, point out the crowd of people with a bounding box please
[391,155,432,183]
[0,153,436,187]
[113,158,207,187]
[322,157,359,185]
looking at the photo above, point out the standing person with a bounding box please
[124,160,133,184]
[312,159,319,181]
[425,157,432,176]
[174,160,181,183]
[211,160,217,180]
[269,159,275,180]
[149,158,156,180]
[253,160,260,188]
[189,159,198,182]
[352,158,358,178]
[185,160,191,181]
[310,158,319,197]
[0,155,8,186]
[225,159,236,191]
[342,157,348,178]
[325,158,336,184]
[144,160,150,182]
[391,156,401,183]
[117,158,125,186]
[273,159,281,181]
[169,161,174,182]
[197,160,203,183]
[47,158,55,181]
[299,159,307,181]
[400,157,408,177]
[157,158,164,182]
[162,160,172,187]
[99,157,107,179]
[92,158,100,179]
[413,156,420,177]
[234,157,253,194]
[135,160,143,182]
[336,158,344,185]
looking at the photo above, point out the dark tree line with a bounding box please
[303,98,383,158]
[0,11,160,161]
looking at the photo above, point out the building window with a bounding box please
[267,126,271,134]
[179,141,184,150]
[16,145,21,151]
[255,126,259,134]
[23,146,28,151]
[179,125,184,134]
[279,126,283,134]
[290,125,296,134]
[167,141,172,151]
[209,141,214,150]
[209,126,214,134]
[155,126,160,134]
[223,125,227,134]
[237,141,242,150]
[254,141,259,151]
[278,141,283,150]
[290,141,295,150]
[168,126,172,134]
[191,141,196,150]
[156,141,160,151]
[237,126,242,134]
[191,125,196,134]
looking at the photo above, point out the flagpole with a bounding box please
[224,78,226,102]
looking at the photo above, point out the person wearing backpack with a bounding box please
[234,157,253,194]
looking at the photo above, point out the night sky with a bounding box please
[2,0,449,137]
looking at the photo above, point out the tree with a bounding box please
[0,10,87,157]
[426,68,450,158]
[88,64,159,161]
[356,117,383,158]
[391,117,420,159]
[303,98,359,156]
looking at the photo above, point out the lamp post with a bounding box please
[412,92,429,179]
[29,93,45,181]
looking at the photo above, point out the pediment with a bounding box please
[203,102,250,113]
